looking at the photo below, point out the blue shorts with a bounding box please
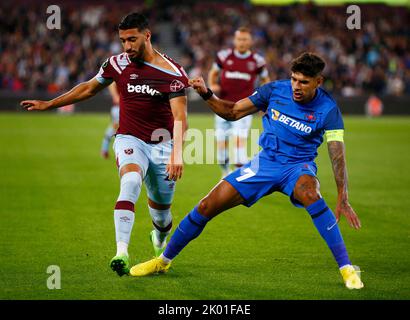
[224,150,318,208]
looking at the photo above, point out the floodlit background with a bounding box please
[0,0,409,299]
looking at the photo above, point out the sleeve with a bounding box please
[248,83,272,112]
[169,89,186,100]
[95,58,114,85]
[254,54,267,74]
[323,106,344,130]
[211,62,221,72]
[258,67,269,78]
[324,106,345,142]
[215,54,223,69]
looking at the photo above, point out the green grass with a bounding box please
[0,112,409,300]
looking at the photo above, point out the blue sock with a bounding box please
[306,198,351,268]
[163,206,210,260]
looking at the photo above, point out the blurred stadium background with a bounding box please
[1,0,409,113]
[1,0,409,300]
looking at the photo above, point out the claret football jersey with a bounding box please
[95,51,189,143]
[215,48,267,101]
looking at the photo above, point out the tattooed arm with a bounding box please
[327,141,361,229]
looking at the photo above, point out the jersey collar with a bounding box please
[233,49,252,59]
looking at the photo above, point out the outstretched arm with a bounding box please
[167,95,188,181]
[327,141,361,229]
[21,78,108,111]
[189,77,258,121]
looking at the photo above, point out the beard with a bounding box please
[129,42,146,63]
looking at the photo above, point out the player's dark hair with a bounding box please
[118,13,149,31]
[291,52,325,77]
[236,26,252,34]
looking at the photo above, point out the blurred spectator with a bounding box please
[365,94,384,117]
[0,0,409,97]
[0,0,158,93]
[170,2,410,97]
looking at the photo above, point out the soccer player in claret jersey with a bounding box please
[101,82,120,159]
[208,27,270,178]
[20,13,190,277]
[130,52,364,290]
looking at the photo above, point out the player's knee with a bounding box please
[120,163,143,177]
[293,175,321,206]
[197,198,215,218]
[303,191,321,203]
[118,171,142,203]
[294,190,321,207]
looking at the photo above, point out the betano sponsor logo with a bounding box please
[225,71,251,81]
[271,109,313,133]
[127,83,160,96]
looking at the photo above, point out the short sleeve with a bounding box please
[211,62,221,71]
[323,106,344,130]
[95,58,114,85]
[248,83,272,112]
[258,67,269,78]
[254,54,267,74]
[169,89,186,100]
[215,54,223,69]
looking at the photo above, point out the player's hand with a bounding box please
[166,154,184,181]
[188,77,208,95]
[335,200,361,229]
[20,100,52,111]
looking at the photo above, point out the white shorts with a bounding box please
[214,114,253,141]
[111,105,120,124]
[113,134,175,205]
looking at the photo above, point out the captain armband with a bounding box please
[325,129,344,142]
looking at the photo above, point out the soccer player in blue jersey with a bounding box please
[130,52,364,289]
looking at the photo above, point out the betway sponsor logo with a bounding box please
[225,71,251,81]
[271,109,312,133]
[127,83,160,96]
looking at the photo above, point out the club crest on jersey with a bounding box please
[271,108,313,134]
[247,61,256,71]
[305,113,316,122]
[170,79,185,92]
[272,109,280,121]
[124,148,133,155]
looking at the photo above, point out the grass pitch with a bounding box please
[0,112,409,300]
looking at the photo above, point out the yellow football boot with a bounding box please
[340,265,364,289]
[130,257,171,277]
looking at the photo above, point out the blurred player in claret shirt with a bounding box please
[208,27,270,178]
[101,82,120,159]
[20,13,190,277]
[130,52,364,290]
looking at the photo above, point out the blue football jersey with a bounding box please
[249,80,344,163]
